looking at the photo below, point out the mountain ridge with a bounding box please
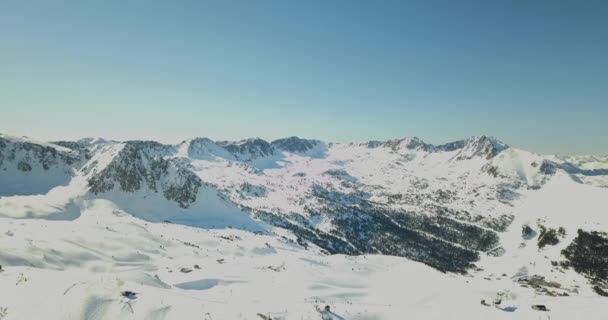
[1,132,607,275]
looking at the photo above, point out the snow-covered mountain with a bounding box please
[1,132,607,319]
[0,134,85,196]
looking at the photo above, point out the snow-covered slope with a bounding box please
[551,154,608,188]
[1,133,607,319]
[1,201,605,320]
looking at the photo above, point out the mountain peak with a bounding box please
[467,135,507,146]
[185,137,234,160]
[456,135,509,160]
[271,136,321,153]
[77,137,114,146]
[217,138,274,160]
[384,136,433,151]
[87,140,201,208]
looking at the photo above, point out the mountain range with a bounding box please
[0,132,607,319]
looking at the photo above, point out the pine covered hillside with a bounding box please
[1,132,607,319]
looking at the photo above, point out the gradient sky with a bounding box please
[1,0,607,154]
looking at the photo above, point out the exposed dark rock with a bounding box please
[517,275,568,296]
[239,182,267,198]
[52,140,92,160]
[163,174,202,208]
[436,140,466,152]
[455,136,508,160]
[364,140,384,148]
[522,224,536,240]
[483,164,500,177]
[531,305,548,311]
[322,169,356,182]
[87,141,201,208]
[121,291,138,299]
[539,160,557,175]
[383,137,434,152]
[0,137,81,169]
[271,137,320,153]
[186,137,234,160]
[218,138,274,160]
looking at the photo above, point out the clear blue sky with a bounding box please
[1,0,606,154]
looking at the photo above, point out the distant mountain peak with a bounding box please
[383,136,434,152]
[77,137,114,146]
[217,138,275,160]
[467,135,507,146]
[456,135,509,160]
[185,137,235,160]
[271,136,321,153]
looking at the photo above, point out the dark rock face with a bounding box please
[239,182,267,198]
[163,174,202,208]
[0,137,81,170]
[218,138,275,160]
[518,275,570,297]
[383,137,435,152]
[483,164,500,177]
[88,141,169,193]
[52,141,92,160]
[456,136,509,160]
[186,138,234,160]
[271,137,320,153]
[364,135,508,159]
[561,230,608,296]
[436,140,466,152]
[88,141,202,208]
[539,160,557,175]
[364,140,385,148]
[322,169,357,182]
[522,224,536,240]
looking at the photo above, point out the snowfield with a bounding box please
[2,200,607,320]
[1,133,607,319]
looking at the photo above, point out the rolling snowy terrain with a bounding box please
[1,132,607,319]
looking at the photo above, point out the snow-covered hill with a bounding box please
[1,133,607,319]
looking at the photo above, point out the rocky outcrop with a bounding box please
[454,136,509,160]
[186,138,235,160]
[0,136,81,170]
[539,160,558,175]
[52,140,92,160]
[383,137,435,152]
[271,136,321,153]
[87,141,201,208]
[218,138,275,161]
